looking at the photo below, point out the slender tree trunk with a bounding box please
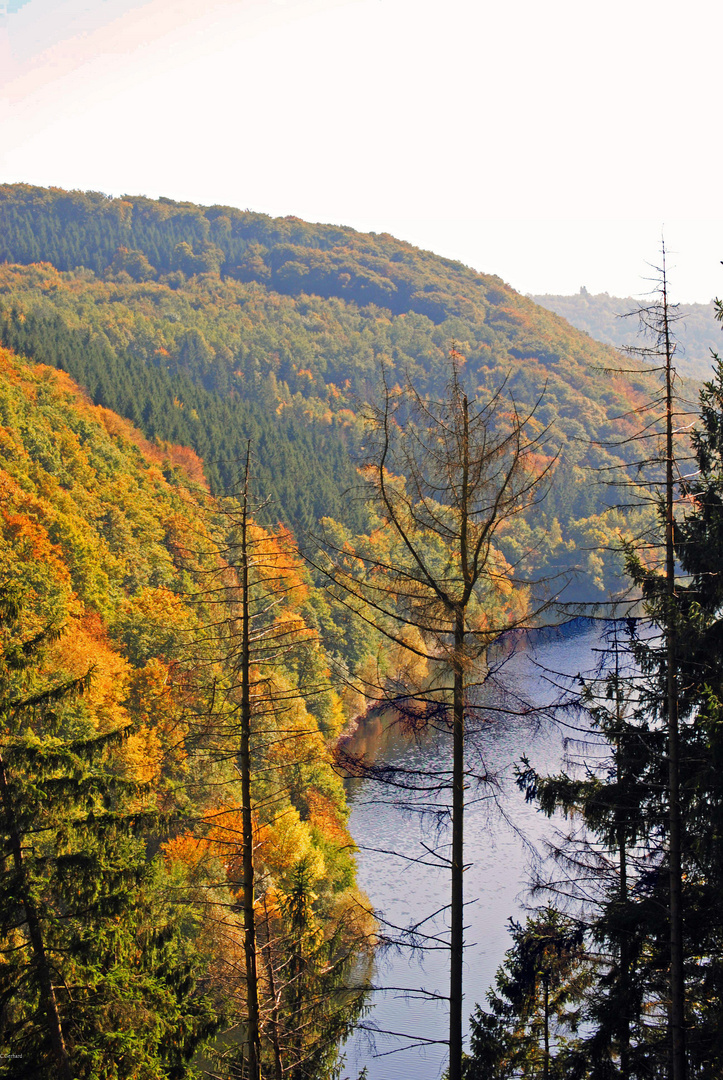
[449,617,465,1080]
[0,752,72,1080]
[239,448,262,1080]
[617,788,631,1078]
[449,391,470,1080]
[290,877,306,1080]
[662,261,685,1080]
[543,972,550,1080]
[261,897,283,1080]
[346,365,543,1077]
[614,647,631,1077]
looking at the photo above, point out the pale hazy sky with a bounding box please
[1,0,721,302]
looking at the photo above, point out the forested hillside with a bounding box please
[0,184,678,599]
[533,286,721,380]
[0,346,373,1078]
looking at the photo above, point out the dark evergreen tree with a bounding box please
[504,280,723,1079]
[666,355,723,1074]
[464,908,589,1080]
[0,585,218,1079]
[516,624,667,1077]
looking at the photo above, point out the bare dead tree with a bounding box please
[186,445,372,1080]
[315,354,556,1080]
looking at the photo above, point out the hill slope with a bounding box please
[532,287,721,381]
[0,344,370,1074]
[0,184,681,596]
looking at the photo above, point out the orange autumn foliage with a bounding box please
[97,406,209,489]
[245,522,309,607]
[164,805,247,883]
[306,788,350,847]
[51,612,131,732]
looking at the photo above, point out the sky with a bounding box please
[1,0,721,302]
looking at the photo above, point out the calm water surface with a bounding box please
[342,620,605,1080]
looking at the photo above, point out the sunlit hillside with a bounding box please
[0,184,683,598]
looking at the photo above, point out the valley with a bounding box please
[1,183,721,1080]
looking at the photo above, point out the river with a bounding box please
[341,619,607,1080]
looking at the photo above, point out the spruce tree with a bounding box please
[0,585,217,1079]
[464,907,589,1080]
[516,623,666,1077]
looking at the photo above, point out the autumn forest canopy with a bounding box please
[2,183,723,1079]
[0,182,680,598]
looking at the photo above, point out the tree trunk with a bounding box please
[333,363,545,1076]
[617,796,631,1077]
[614,648,631,1077]
[449,611,465,1080]
[662,262,685,1080]
[0,752,72,1080]
[261,898,283,1080]
[289,878,306,1080]
[543,972,550,1080]
[239,449,262,1080]
[449,389,470,1080]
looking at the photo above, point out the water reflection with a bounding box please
[342,620,605,1080]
